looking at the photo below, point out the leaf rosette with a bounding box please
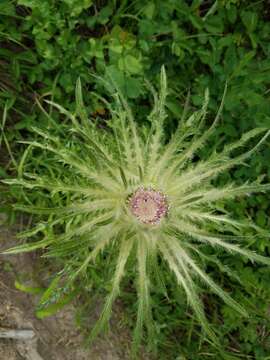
[3,67,270,351]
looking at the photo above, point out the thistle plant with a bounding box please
[3,67,270,351]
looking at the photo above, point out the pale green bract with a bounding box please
[3,67,270,351]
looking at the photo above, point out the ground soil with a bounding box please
[0,219,135,360]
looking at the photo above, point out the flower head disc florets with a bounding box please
[129,187,168,225]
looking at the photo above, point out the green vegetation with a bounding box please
[1,1,270,359]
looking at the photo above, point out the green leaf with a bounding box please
[15,280,44,295]
[143,2,155,20]
[230,51,255,79]
[118,55,143,75]
[36,292,76,319]
[126,77,142,99]
[226,5,237,24]
[204,15,224,33]
[39,276,61,305]
[241,11,258,33]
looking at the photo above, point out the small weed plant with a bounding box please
[3,68,270,354]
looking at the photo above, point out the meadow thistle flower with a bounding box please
[128,187,168,225]
[3,67,270,350]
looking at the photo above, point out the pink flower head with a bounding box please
[129,187,168,225]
